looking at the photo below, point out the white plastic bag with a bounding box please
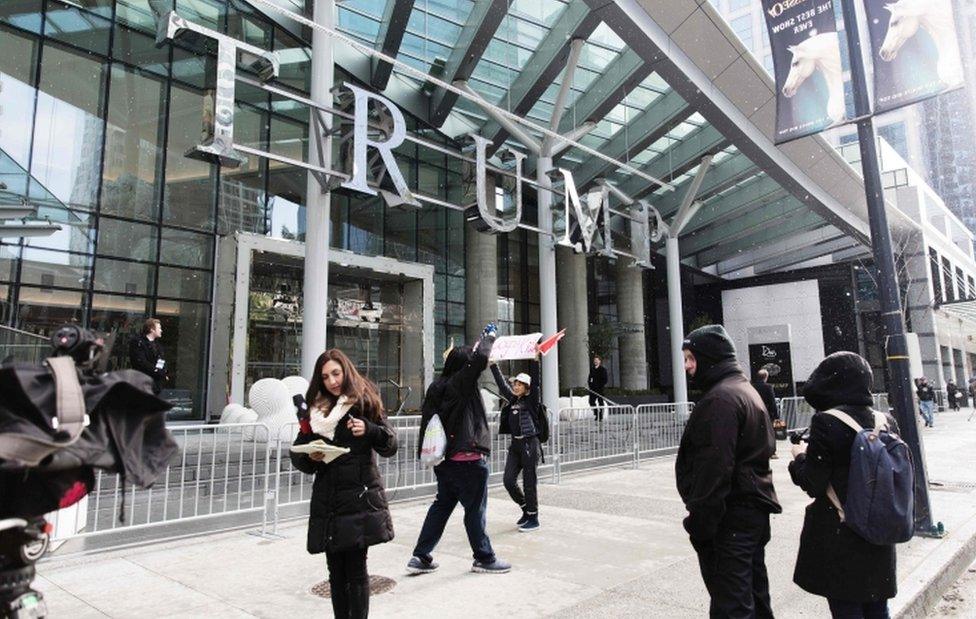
[420,414,447,468]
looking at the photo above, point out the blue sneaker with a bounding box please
[471,558,511,574]
[518,515,540,532]
[406,555,439,575]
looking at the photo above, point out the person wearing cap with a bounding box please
[491,354,543,532]
[675,325,781,618]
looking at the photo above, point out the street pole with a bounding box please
[301,0,335,378]
[839,0,938,534]
[666,236,687,405]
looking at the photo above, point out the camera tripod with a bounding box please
[0,519,49,619]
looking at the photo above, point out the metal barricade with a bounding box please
[50,423,273,544]
[633,403,688,465]
[554,405,635,475]
[779,397,815,432]
[872,393,890,412]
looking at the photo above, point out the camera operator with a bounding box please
[128,318,166,395]
[788,352,900,618]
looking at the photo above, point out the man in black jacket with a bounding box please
[128,318,166,395]
[676,325,781,618]
[588,355,608,421]
[752,369,780,458]
[408,324,511,575]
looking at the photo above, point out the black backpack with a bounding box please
[535,404,550,444]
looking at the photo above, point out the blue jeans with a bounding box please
[412,458,495,563]
[920,400,935,426]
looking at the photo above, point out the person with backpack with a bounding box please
[490,352,547,532]
[675,325,781,618]
[290,349,398,619]
[789,351,910,618]
[407,324,512,575]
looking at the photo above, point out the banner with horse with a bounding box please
[762,0,851,144]
[863,0,965,114]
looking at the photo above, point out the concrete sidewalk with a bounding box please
[34,408,976,618]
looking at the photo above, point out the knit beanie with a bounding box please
[682,325,737,363]
[803,351,874,410]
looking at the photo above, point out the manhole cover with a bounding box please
[310,575,397,598]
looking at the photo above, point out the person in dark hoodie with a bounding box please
[789,352,900,618]
[407,323,511,575]
[491,354,542,532]
[675,325,781,618]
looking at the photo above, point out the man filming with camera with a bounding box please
[129,318,167,395]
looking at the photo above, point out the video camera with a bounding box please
[0,324,178,618]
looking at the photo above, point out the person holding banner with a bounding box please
[290,349,398,619]
[407,324,512,575]
[490,352,543,532]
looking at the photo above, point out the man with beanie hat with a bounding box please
[675,325,782,618]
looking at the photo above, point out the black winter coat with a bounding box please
[290,406,398,554]
[675,360,781,545]
[789,405,899,602]
[588,365,608,392]
[128,336,165,394]
[416,334,494,459]
[491,361,541,437]
[752,380,779,421]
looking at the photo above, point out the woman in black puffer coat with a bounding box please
[291,349,398,619]
[789,352,899,619]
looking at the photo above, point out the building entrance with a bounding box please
[225,234,433,416]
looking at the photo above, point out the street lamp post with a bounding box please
[838,0,939,535]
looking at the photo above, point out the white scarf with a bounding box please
[310,395,353,439]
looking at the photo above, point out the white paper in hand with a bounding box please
[420,414,447,468]
[290,439,350,463]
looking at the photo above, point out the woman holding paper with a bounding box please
[290,349,398,619]
[491,354,543,532]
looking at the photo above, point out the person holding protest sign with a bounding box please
[491,347,544,532]
[407,323,512,575]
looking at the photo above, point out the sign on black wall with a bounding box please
[749,342,795,397]
[864,0,965,114]
[762,0,850,143]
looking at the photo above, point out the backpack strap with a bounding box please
[0,357,87,466]
[821,409,864,434]
[872,411,889,432]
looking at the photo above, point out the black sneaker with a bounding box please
[471,558,511,574]
[406,555,439,575]
[518,515,540,532]
[516,509,529,527]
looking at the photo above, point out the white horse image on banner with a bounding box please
[879,0,963,88]
[782,32,846,124]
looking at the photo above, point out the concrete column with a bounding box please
[616,257,648,390]
[538,157,560,416]
[556,245,589,390]
[301,0,334,377]
[902,229,944,384]
[464,221,498,346]
[667,236,688,404]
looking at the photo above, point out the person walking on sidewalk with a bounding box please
[407,324,512,575]
[588,355,609,421]
[947,379,961,412]
[917,377,936,427]
[290,349,398,619]
[491,354,543,532]
[752,369,780,459]
[788,352,900,619]
[676,325,781,618]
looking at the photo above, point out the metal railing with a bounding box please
[0,325,47,365]
[778,393,893,433]
[49,403,694,553]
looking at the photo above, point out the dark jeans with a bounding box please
[412,458,495,563]
[589,392,606,420]
[504,437,539,514]
[694,504,773,619]
[827,598,889,619]
[326,547,369,619]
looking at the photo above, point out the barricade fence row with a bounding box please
[46,395,889,553]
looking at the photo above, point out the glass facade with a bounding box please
[0,0,544,419]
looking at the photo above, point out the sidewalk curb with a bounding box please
[892,511,976,618]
